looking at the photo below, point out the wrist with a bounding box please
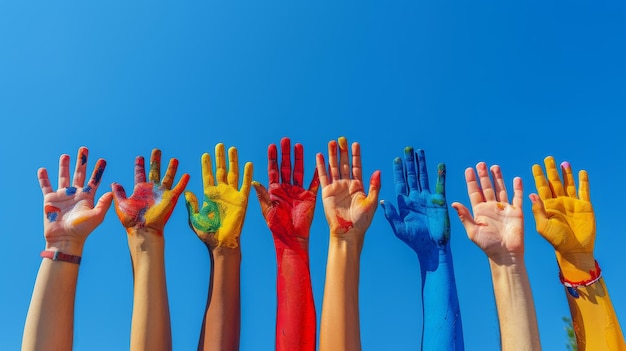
[45,239,86,257]
[210,245,242,260]
[556,251,596,281]
[126,228,165,257]
[329,231,365,251]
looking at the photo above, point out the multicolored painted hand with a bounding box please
[530,156,595,257]
[380,148,449,269]
[112,149,189,234]
[451,162,525,260]
[184,144,253,249]
[253,137,319,250]
[39,146,113,247]
[316,136,380,239]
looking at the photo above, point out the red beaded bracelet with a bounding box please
[559,260,601,298]
[40,250,82,265]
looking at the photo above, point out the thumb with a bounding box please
[529,193,549,235]
[451,202,477,240]
[111,183,127,203]
[365,170,381,207]
[184,191,200,216]
[252,181,272,217]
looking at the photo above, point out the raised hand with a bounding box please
[253,137,319,250]
[39,146,113,253]
[316,136,380,242]
[184,143,253,249]
[112,148,189,235]
[380,148,449,268]
[451,162,524,262]
[530,156,595,258]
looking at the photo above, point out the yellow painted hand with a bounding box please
[185,144,253,249]
[530,156,595,257]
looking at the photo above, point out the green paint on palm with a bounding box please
[190,195,222,232]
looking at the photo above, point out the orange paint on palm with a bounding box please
[336,215,353,232]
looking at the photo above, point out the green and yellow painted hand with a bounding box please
[185,144,253,249]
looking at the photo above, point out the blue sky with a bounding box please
[1,0,625,350]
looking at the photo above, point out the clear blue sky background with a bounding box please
[1,0,625,350]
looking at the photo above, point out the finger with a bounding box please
[184,191,200,215]
[268,144,279,184]
[561,161,577,198]
[215,143,227,184]
[380,200,403,232]
[228,146,239,189]
[416,149,430,193]
[111,182,128,202]
[512,177,523,208]
[91,192,114,223]
[72,146,89,188]
[351,141,363,182]
[365,170,381,206]
[435,163,446,197]
[464,167,485,209]
[134,156,146,185]
[252,181,272,217]
[280,137,292,184]
[490,165,508,203]
[293,142,304,188]
[338,136,350,179]
[38,168,53,195]
[316,153,329,187]
[529,193,552,244]
[392,157,407,196]
[451,202,477,239]
[149,149,162,184]
[85,159,106,194]
[162,158,179,189]
[327,139,339,181]
[171,173,191,197]
[240,162,253,197]
[544,156,565,197]
[308,167,320,194]
[404,147,418,193]
[578,170,590,202]
[477,162,495,202]
[532,163,552,201]
[201,153,215,188]
[58,154,71,189]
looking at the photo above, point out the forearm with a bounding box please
[488,255,540,351]
[320,236,362,351]
[557,255,626,351]
[275,246,316,351]
[198,247,241,351]
[22,257,81,351]
[421,251,464,351]
[128,233,172,351]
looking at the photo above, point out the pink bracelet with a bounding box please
[40,250,82,265]
[559,260,601,298]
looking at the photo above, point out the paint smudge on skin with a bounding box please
[336,215,353,231]
[83,186,92,194]
[93,165,104,185]
[338,136,348,150]
[45,205,61,222]
[561,161,570,169]
[65,187,77,196]
[80,153,87,165]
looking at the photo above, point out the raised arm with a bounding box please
[184,143,253,351]
[530,156,625,351]
[252,137,318,351]
[451,162,540,351]
[23,147,113,351]
[112,149,189,351]
[380,147,463,350]
[317,137,380,351]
